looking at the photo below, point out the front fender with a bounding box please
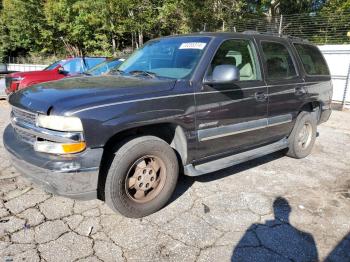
[81,107,191,148]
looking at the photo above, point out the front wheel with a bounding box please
[104,136,179,218]
[286,111,317,159]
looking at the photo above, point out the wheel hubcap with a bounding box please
[125,155,166,203]
[298,122,312,149]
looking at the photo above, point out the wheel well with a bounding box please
[301,101,320,112]
[97,123,188,200]
[300,101,321,121]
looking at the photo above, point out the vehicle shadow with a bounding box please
[169,151,350,262]
[325,232,350,262]
[169,150,285,204]
[231,197,319,262]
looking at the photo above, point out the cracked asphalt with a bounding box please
[0,99,350,262]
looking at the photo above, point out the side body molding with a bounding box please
[198,114,292,142]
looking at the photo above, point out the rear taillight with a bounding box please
[5,77,21,93]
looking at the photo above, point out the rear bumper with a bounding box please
[319,106,332,124]
[3,125,103,200]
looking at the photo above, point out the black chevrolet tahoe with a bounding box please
[3,32,332,218]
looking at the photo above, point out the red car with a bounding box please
[5,57,106,95]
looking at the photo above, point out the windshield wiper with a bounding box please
[128,70,158,78]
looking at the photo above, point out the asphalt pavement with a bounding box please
[0,101,350,261]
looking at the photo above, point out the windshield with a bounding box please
[118,36,211,79]
[87,59,123,76]
[44,60,65,71]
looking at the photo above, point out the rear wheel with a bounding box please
[286,111,317,159]
[104,136,179,218]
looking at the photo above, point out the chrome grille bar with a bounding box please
[10,106,84,144]
[11,117,84,143]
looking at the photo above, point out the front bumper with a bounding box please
[3,125,103,200]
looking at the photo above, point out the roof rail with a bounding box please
[283,35,310,42]
[242,30,279,36]
[242,30,309,42]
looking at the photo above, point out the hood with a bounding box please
[9,75,176,115]
[8,70,47,78]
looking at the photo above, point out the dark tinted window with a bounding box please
[261,41,297,80]
[294,43,329,75]
[207,39,260,81]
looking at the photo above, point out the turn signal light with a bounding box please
[62,142,86,154]
[34,141,86,154]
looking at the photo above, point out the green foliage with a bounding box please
[0,0,337,61]
[318,0,350,44]
[1,0,44,60]
[321,0,350,13]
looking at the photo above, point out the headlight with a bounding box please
[37,115,83,132]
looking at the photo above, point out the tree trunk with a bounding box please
[138,30,143,47]
[131,32,134,50]
[112,36,117,57]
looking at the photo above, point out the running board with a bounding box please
[184,138,289,177]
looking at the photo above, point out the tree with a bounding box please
[0,0,343,62]
[320,0,350,13]
[156,0,190,35]
[1,0,44,58]
[318,0,350,44]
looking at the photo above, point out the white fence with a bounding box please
[318,45,350,106]
[7,63,47,72]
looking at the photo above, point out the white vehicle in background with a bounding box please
[0,78,6,99]
[0,64,8,99]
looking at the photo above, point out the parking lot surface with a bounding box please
[0,100,350,262]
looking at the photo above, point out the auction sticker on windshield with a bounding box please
[179,42,207,50]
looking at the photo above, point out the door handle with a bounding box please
[295,86,307,96]
[254,92,267,102]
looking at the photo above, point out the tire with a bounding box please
[104,136,179,218]
[286,111,317,159]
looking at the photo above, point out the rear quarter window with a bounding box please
[261,41,297,80]
[294,43,330,76]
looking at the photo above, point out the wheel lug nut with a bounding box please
[139,183,143,187]
[138,176,142,180]
[150,177,154,181]
[146,183,149,188]
[149,170,152,175]
[143,170,146,174]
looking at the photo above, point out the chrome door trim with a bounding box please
[198,114,292,141]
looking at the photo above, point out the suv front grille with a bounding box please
[11,107,38,145]
[10,106,84,147]
[12,107,37,126]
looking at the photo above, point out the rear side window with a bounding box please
[294,43,329,76]
[261,41,297,80]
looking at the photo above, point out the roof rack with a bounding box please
[242,30,279,36]
[242,30,309,42]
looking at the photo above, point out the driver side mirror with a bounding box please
[205,65,240,84]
